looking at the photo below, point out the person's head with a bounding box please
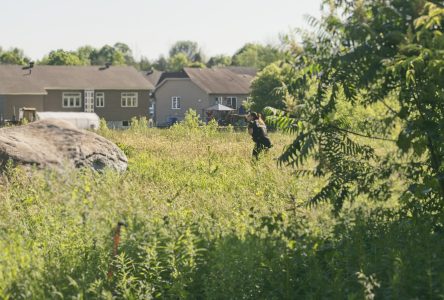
[246,112,258,122]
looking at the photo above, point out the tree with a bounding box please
[76,45,95,65]
[267,0,444,214]
[206,55,232,68]
[114,42,136,66]
[152,55,168,71]
[138,56,152,71]
[167,53,191,71]
[169,40,202,62]
[90,45,125,66]
[232,43,258,67]
[0,48,29,65]
[250,62,293,112]
[232,43,283,69]
[40,49,84,65]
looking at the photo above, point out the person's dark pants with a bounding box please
[253,143,269,160]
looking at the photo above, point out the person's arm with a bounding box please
[247,122,253,135]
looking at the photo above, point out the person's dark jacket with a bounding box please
[249,120,272,148]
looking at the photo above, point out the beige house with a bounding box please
[153,67,256,126]
[0,65,155,128]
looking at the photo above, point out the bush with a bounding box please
[129,116,149,133]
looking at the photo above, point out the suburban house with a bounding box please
[0,65,155,128]
[153,67,256,126]
[141,69,163,118]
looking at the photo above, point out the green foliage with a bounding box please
[241,97,255,112]
[170,110,221,137]
[114,42,136,66]
[129,116,149,133]
[98,118,109,133]
[169,40,202,62]
[232,43,284,69]
[206,118,219,131]
[268,0,444,213]
[250,62,295,112]
[206,55,232,67]
[167,53,192,71]
[138,56,152,71]
[76,45,95,64]
[90,45,126,66]
[1,128,444,298]
[117,142,136,158]
[152,55,168,71]
[1,40,285,71]
[188,61,206,69]
[40,49,87,65]
[38,43,133,66]
[0,48,29,65]
[181,109,203,129]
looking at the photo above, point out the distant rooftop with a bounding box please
[157,67,257,94]
[0,65,154,95]
[157,70,189,85]
[141,69,163,86]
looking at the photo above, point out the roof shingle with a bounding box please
[0,65,154,95]
[183,67,256,94]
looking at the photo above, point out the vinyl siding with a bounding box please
[155,78,209,126]
[44,90,150,122]
[0,95,44,120]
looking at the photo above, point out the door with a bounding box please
[84,90,94,113]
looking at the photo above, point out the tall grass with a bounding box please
[0,125,443,299]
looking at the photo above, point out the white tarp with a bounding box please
[36,112,100,130]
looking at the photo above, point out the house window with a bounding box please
[225,97,237,109]
[121,92,138,107]
[215,96,223,104]
[96,92,105,107]
[62,92,82,108]
[172,96,181,109]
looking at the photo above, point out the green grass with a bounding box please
[0,126,443,299]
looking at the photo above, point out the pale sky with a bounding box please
[1,0,323,61]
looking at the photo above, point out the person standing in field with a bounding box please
[247,112,272,160]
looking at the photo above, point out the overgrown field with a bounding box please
[0,125,443,299]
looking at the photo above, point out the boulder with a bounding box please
[0,119,127,172]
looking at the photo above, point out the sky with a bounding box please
[1,0,323,61]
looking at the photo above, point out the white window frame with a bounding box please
[62,92,82,108]
[171,96,181,109]
[95,92,105,107]
[84,90,94,112]
[215,96,223,104]
[121,92,138,107]
[225,96,237,109]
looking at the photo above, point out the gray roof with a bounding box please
[141,69,163,86]
[0,65,154,95]
[157,70,189,84]
[223,66,258,77]
[183,67,256,94]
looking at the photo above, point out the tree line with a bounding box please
[0,41,284,72]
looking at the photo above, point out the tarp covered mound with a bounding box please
[0,119,127,172]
